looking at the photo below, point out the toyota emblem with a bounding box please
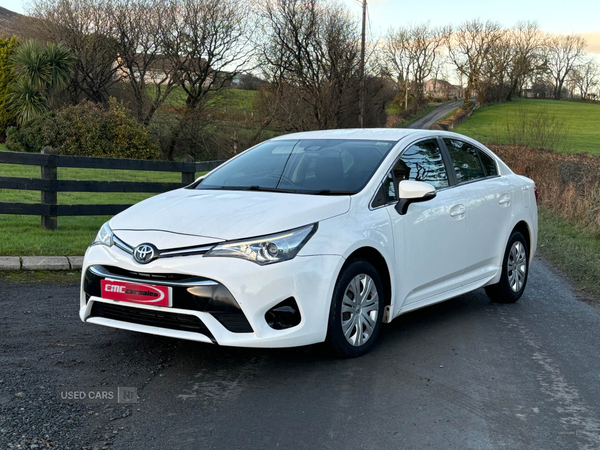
[133,244,156,264]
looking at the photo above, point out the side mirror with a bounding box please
[394,180,436,215]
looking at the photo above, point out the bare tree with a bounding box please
[110,0,177,125]
[446,20,503,105]
[478,27,512,103]
[30,0,122,103]
[572,57,599,100]
[545,33,586,100]
[505,22,546,100]
[383,23,446,107]
[259,0,362,130]
[158,0,254,159]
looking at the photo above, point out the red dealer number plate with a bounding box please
[100,279,172,307]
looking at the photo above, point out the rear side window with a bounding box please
[479,150,498,177]
[444,139,485,183]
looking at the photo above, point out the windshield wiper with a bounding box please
[217,185,298,193]
[310,189,356,195]
[206,186,354,195]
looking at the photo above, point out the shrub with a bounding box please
[6,98,160,159]
[0,36,18,141]
[490,145,600,232]
[5,111,55,152]
[503,106,571,152]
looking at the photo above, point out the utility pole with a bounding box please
[358,0,367,128]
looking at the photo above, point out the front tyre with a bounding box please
[326,259,384,357]
[485,230,529,303]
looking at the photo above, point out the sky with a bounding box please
[3,0,600,54]
[345,0,600,54]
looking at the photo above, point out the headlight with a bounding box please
[205,223,317,265]
[91,222,114,247]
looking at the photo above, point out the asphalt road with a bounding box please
[407,101,464,130]
[1,256,600,450]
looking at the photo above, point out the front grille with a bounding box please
[90,302,215,341]
[84,265,254,334]
[102,265,197,282]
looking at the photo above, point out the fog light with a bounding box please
[265,297,301,330]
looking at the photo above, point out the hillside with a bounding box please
[453,99,600,155]
[0,7,23,37]
[0,7,38,40]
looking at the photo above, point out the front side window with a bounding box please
[444,139,486,183]
[197,139,396,194]
[372,139,449,207]
[395,139,449,190]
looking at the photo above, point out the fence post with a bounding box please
[181,154,195,185]
[41,146,58,230]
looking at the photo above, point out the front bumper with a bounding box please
[80,245,344,348]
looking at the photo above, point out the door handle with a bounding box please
[450,204,466,217]
[499,194,511,206]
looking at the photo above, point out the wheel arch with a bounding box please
[512,220,532,260]
[344,247,393,321]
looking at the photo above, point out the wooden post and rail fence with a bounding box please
[0,147,225,230]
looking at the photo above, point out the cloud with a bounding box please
[582,31,600,54]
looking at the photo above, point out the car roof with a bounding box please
[269,128,469,142]
[270,128,432,142]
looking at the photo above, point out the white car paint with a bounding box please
[80,129,538,348]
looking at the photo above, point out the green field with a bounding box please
[150,86,258,114]
[453,99,600,154]
[0,164,208,256]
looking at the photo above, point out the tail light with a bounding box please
[534,186,539,203]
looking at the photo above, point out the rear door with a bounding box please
[376,138,467,311]
[442,138,513,284]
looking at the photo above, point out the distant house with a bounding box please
[521,88,535,98]
[423,79,465,99]
[231,73,265,90]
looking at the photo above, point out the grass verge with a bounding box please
[0,215,112,256]
[440,108,458,122]
[538,206,600,298]
[396,104,438,128]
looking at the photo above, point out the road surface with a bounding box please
[1,256,600,450]
[407,101,463,130]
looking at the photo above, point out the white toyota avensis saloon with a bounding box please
[81,129,538,357]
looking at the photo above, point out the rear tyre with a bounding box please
[326,259,384,358]
[485,230,529,303]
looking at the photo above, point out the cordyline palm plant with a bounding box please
[8,41,76,125]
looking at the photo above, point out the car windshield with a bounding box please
[196,139,397,194]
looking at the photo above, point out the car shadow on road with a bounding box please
[123,287,514,368]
